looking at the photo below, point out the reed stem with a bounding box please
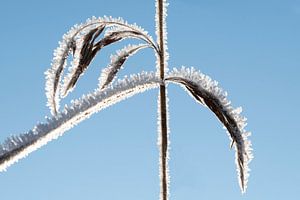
[157,0,168,199]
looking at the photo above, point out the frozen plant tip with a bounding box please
[0,0,253,199]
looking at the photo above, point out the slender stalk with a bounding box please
[159,85,168,200]
[156,0,169,200]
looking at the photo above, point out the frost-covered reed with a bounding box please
[0,0,252,199]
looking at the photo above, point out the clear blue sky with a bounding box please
[0,0,299,199]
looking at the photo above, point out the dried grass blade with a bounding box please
[63,25,105,96]
[95,30,145,48]
[166,67,253,193]
[62,30,152,97]
[45,38,76,115]
[99,44,149,89]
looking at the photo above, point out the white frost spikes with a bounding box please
[6,2,253,197]
[99,44,150,89]
[45,16,158,116]
[155,0,169,74]
[45,34,76,116]
[166,67,253,193]
[0,71,160,172]
[61,25,106,97]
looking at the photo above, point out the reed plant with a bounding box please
[0,0,253,199]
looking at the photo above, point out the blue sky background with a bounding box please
[0,0,299,199]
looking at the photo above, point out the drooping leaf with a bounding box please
[62,25,105,96]
[46,16,157,115]
[99,44,150,89]
[62,29,154,97]
[166,67,253,193]
[45,38,76,115]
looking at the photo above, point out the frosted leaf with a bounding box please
[99,44,149,89]
[61,29,156,98]
[166,67,253,193]
[0,72,160,172]
[61,25,106,97]
[45,16,157,115]
[45,35,75,115]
